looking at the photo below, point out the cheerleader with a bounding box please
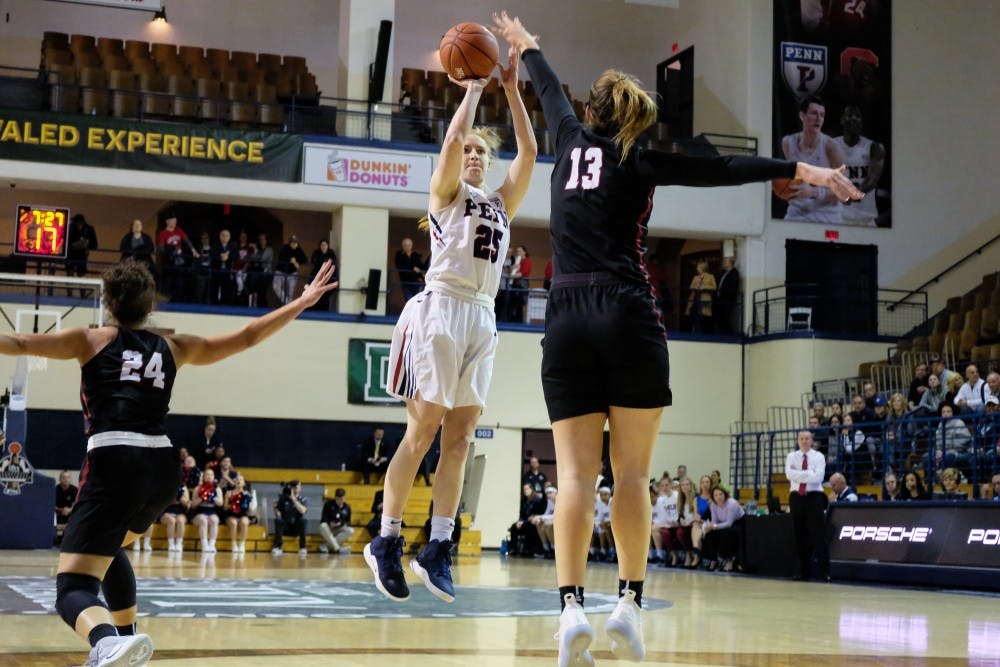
[224,475,256,553]
[191,468,223,553]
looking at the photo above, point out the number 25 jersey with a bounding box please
[423,180,510,304]
[80,327,177,436]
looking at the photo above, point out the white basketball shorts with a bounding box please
[388,290,498,409]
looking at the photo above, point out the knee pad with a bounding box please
[55,572,104,628]
[101,549,137,612]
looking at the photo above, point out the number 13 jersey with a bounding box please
[423,180,510,305]
[81,327,177,437]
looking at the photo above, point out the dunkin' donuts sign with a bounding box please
[302,144,433,193]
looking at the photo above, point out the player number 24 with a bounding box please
[472,224,504,263]
[120,350,166,389]
[564,146,603,190]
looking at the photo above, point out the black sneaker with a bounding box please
[364,535,410,601]
[410,539,455,602]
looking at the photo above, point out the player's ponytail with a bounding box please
[102,259,156,327]
[587,70,657,163]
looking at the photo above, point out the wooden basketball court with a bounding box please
[0,548,992,665]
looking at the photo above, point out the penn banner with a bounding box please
[0,109,302,182]
[347,339,402,405]
[772,0,892,227]
[302,143,433,193]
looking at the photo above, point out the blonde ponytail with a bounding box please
[587,70,658,163]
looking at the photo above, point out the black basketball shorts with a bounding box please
[541,277,672,422]
[61,444,181,556]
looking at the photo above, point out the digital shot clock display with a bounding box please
[14,204,70,259]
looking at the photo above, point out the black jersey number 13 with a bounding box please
[120,350,166,389]
[472,224,503,263]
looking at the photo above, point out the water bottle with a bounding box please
[340,462,346,471]
[499,535,509,557]
[746,500,757,515]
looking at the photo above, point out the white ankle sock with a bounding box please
[380,515,402,538]
[430,515,455,543]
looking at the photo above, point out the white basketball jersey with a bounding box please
[424,180,510,304]
[784,132,842,224]
[833,135,879,227]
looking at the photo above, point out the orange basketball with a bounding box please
[439,22,499,81]
[772,177,802,201]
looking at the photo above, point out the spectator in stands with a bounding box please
[592,486,614,562]
[808,415,828,455]
[829,472,859,502]
[674,464,688,482]
[54,470,77,546]
[676,477,699,567]
[508,245,532,322]
[882,472,902,501]
[986,372,1000,403]
[649,477,675,565]
[224,474,255,554]
[394,237,426,302]
[935,404,973,479]
[308,239,339,312]
[714,256,740,335]
[272,480,308,556]
[361,426,392,485]
[956,364,987,414]
[210,229,237,305]
[512,483,546,556]
[979,396,1000,474]
[929,354,957,390]
[249,233,274,307]
[66,214,98,284]
[192,232,215,304]
[685,259,715,333]
[988,473,1000,502]
[543,258,554,291]
[915,372,946,416]
[935,467,968,500]
[214,454,237,493]
[522,456,548,493]
[709,469,731,495]
[531,486,557,559]
[848,394,874,426]
[198,417,223,468]
[824,414,843,478]
[191,467,223,553]
[862,382,878,410]
[160,485,190,553]
[902,470,930,501]
[273,234,307,305]
[785,429,828,581]
[695,475,713,519]
[943,371,964,413]
[811,401,828,425]
[658,477,690,567]
[231,230,256,305]
[701,486,744,572]
[119,219,156,279]
[319,487,354,554]
[883,392,911,472]
[829,400,844,423]
[686,476,713,569]
[907,363,930,409]
[833,413,869,482]
[157,214,198,301]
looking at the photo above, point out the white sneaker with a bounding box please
[85,633,154,667]
[238,542,246,553]
[131,541,140,553]
[555,593,594,667]
[271,547,283,556]
[207,540,217,553]
[605,589,645,662]
[318,544,329,554]
[299,548,308,557]
[142,539,152,552]
[232,542,239,553]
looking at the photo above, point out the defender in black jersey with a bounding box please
[494,12,864,667]
[0,259,338,667]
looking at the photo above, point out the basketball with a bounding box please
[772,177,802,201]
[439,22,499,81]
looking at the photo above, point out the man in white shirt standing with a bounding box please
[955,364,987,414]
[785,430,828,581]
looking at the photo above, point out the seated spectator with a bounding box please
[862,382,878,410]
[848,394,875,428]
[901,470,930,501]
[648,477,672,564]
[882,472,902,501]
[883,392,911,471]
[272,480,308,556]
[824,414,843,478]
[829,400,844,422]
[54,470,77,547]
[709,469,731,495]
[930,354,958,390]
[160,485,191,553]
[319,487,354,554]
[934,404,973,480]
[592,486,615,562]
[701,486,744,572]
[808,416,828,455]
[361,426,392,485]
[191,468,223,553]
[915,373,946,417]
[988,474,1000,502]
[943,372,964,413]
[522,456,548,494]
[955,364,987,414]
[181,455,201,494]
[273,234,307,305]
[986,372,1000,403]
[979,396,1000,474]
[829,472,859,502]
[132,524,154,553]
[907,363,930,409]
[224,474,256,554]
[833,414,870,483]
[868,396,889,474]
[935,467,968,500]
[214,454,238,493]
[674,464,688,482]
[511,483,546,556]
[810,400,828,426]
[531,486,557,559]
[674,476,698,567]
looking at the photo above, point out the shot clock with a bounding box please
[14,204,70,259]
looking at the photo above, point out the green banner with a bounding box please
[0,108,302,181]
[347,338,402,405]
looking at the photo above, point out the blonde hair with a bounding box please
[587,69,658,163]
[946,372,963,393]
[889,392,907,416]
[419,126,502,232]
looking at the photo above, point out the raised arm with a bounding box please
[494,45,537,218]
[0,326,99,364]
[167,260,338,367]
[428,77,487,211]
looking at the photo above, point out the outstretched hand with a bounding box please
[297,260,339,308]
[499,45,520,90]
[492,10,540,52]
[448,75,488,93]
[796,163,864,203]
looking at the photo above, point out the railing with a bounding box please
[887,231,1000,311]
[731,412,1000,502]
[751,283,927,337]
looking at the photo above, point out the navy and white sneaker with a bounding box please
[364,535,410,601]
[85,634,154,667]
[410,539,455,602]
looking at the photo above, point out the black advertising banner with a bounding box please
[0,109,302,182]
[772,0,892,227]
[829,502,1000,570]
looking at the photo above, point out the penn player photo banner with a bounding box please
[772,0,892,227]
[347,339,402,405]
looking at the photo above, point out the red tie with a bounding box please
[799,452,808,495]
